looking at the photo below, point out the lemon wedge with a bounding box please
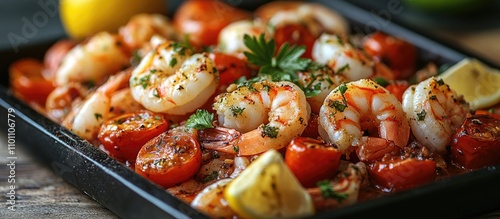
[438,58,500,110]
[224,149,314,219]
[59,0,166,39]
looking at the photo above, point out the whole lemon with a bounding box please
[59,0,167,39]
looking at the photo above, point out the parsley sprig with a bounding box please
[243,34,323,97]
[185,109,214,130]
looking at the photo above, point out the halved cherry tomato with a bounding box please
[274,23,316,59]
[9,58,56,106]
[369,158,436,192]
[301,113,319,139]
[450,115,500,170]
[135,128,202,188]
[98,111,169,163]
[173,0,251,48]
[210,52,253,93]
[285,137,342,188]
[385,80,410,103]
[363,31,417,79]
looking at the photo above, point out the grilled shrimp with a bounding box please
[55,32,130,86]
[217,20,267,56]
[297,66,347,113]
[402,76,470,153]
[130,41,219,115]
[308,161,368,210]
[209,81,310,155]
[62,70,131,141]
[312,33,393,81]
[191,179,235,218]
[255,1,349,38]
[319,79,410,153]
[45,83,88,123]
[119,14,176,52]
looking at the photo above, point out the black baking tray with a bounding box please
[1,0,500,218]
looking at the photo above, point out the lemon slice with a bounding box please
[438,58,500,110]
[224,149,314,219]
[59,0,166,39]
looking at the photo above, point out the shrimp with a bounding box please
[217,20,267,56]
[108,88,145,117]
[191,179,235,219]
[130,41,219,115]
[55,32,130,86]
[61,70,131,141]
[312,33,394,81]
[118,13,176,53]
[297,65,347,114]
[255,1,349,38]
[307,161,368,211]
[208,80,310,155]
[45,83,88,123]
[319,79,410,153]
[402,76,470,153]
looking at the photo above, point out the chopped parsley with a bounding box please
[185,109,214,130]
[317,180,348,202]
[230,106,245,117]
[233,146,239,153]
[169,57,177,67]
[261,124,279,138]
[131,50,142,66]
[330,83,349,112]
[94,113,102,120]
[201,171,219,183]
[417,110,427,121]
[373,77,389,87]
[436,78,445,86]
[336,64,350,75]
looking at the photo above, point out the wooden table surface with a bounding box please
[2,1,500,219]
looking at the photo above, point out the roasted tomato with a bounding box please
[210,52,253,93]
[369,158,436,192]
[135,128,202,188]
[9,58,56,106]
[450,115,500,170]
[285,137,342,188]
[356,138,401,163]
[274,23,316,59]
[384,80,410,103]
[173,0,251,48]
[363,31,417,79]
[98,111,169,163]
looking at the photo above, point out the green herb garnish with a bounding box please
[185,109,214,130]
[261,124,279,138]
[417,110,427,121]
[317,180,348,202]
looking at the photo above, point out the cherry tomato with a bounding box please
[274,23,316,59]
[363,31,417,79]
[98,111,169,163]
[285,137,342,188]
[450,115,500,170]
[135,128,202,188]
[173,0,251,48]
[369,158,436,192]
[385,80,410,103]
[210,52,253,93]
[301,113,319,139]
[9,58,56,106]
[43,39,76,80]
